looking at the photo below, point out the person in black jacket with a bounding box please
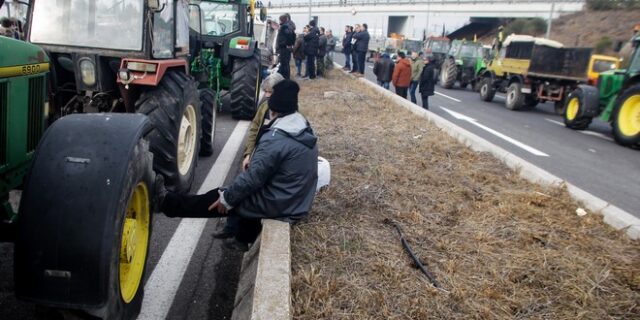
[419,56,436,110]
[276,15,293,79]
[303,20,320,79]
[373,53,394,89]
[352,23,370,76]
[159,80,319,249]
[350,24,360,73]
[342,25,353,70]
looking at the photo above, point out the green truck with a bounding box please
[563,35,640,147]
[1,1,264,319]
[439,39,486,89]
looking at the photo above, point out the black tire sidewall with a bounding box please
[506,82,523,110]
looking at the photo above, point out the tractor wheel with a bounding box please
[522,95,539,110]
[479,77,495,102]
[611,84,640,147]
[137,70,201,193]
[554,100,566,115]
[563,88,592,130]
[505,82,525,110]
[15,114,154,320]
[440,59,457,89]
[230,51,261,120]
[199,88,217,157]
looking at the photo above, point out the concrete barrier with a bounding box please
[232,219,292,320]
[341,65,639,239]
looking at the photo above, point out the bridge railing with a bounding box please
[267,0,584,9]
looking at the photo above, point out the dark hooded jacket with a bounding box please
[373,54,394,82]
[223,112,319,222]
[303,26,320,56]
[419,62,436,96]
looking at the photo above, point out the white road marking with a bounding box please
[440,106,549,157]
[545,118,565,126]
[581,130,614,141]
[545,118,614,141]
[435,91,461,102]
[139,121,251,320]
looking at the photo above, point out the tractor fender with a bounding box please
[574,84,601,117]
[227,37,257,59]
[508,75,532,94]
[15,113,152,309]
[481,70,495,79]
[508,74,525,85]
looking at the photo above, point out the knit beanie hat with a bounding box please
[268,80,299,115]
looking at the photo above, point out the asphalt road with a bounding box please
[334,54,639,217]
[0,112,246,320]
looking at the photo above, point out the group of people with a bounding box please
[341,23,371,77]
[271,14,337,80]
[373,51,436,109]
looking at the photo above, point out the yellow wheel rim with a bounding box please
[119,182,150,303]
[617,95,640,137]
[566,97,580,121]
[178,104,198,176]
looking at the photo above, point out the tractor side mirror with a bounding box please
[148,0,160,10]
[260,7,267,22]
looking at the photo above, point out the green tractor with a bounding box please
[439,39,485,89]
[1,0,263,319]
[563,35,640,147]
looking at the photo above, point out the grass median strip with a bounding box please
[292,70,639,319]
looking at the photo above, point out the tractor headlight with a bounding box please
[79,59,97,86]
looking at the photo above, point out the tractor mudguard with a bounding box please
[575,84,601,117]
[15,113,151,309]
[227,37,257,59]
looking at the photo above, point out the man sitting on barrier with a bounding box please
[158,80,319,249]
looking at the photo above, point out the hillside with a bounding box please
[550,9,639,52]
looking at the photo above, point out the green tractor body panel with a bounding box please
[0,36,49,226]
[596,69,627,121]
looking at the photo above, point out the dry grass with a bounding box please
[291,69,640,319]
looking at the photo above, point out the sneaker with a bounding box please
[222,238,249,252]
[212,229,235,239]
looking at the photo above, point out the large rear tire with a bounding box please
[230,52,261,120]
[563,88,592,130]
[505,82,525,110]
[137,70,201,193]
[440,58,457,89]
[479,77,495,102]
[15,114,155,320]
[199,88,216,157]
[611,84,640,147]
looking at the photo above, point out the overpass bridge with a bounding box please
[266,0,585,39]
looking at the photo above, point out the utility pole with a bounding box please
[546,0,555,39]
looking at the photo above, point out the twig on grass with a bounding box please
[385,218,441,288]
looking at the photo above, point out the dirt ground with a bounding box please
[291,69,639,319]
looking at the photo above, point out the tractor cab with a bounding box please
[440,40,484,89]
[423,36,450,71]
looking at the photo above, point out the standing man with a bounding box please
[342,25,353,71]
[352,23,370,76]
[419,56,436,109]
[350,24,360,73]
[303,20,320,79]
[317,27,327,77]
[409,51,424,104]
[373,53,394,89]
[325,29,336,69]
[293,31,305,78]
[276,14,295,79]
[392,52,411,98]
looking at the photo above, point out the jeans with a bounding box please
[317,55,325,76]
[395,86,408,99]
[278,48,291,79]
[357,51,366,74]
[410,81,419,104]
[343,50,351,68]
[351,51,358,72]
[421,94,430,109]
[162,189,262,244]
[295,58,303,76]
[306,54,316,79]
[378,80,390,89]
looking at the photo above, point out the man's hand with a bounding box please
[242,154,250,171]
[209,199,228,214]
